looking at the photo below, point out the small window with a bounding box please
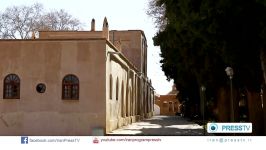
[109,74,113,100]
[62,74,79,100]
[3,74,20,99]
[116,77,119,101]
[169,101,173,112]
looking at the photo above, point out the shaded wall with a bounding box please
[105,44,154,133]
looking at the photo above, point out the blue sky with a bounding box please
[0,0,173,94]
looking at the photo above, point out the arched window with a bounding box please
[62,74,79,100]
[109,74,112,100]
[3,74,20,99]
[121,81,124,117]
[116,77,119,101]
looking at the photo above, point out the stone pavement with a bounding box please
[108,115,211,136]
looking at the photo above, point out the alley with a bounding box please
[108,115,207,136]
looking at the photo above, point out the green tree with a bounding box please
[151,0,227,107]
[148,0,266,134]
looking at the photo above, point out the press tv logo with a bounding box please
[207,123,252,133]
[21,136,28,144]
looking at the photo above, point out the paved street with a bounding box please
[108,115,209,136]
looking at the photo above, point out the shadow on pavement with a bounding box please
[108,115,212,136]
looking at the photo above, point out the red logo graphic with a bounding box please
[93,138,99,144]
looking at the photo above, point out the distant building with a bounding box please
[0,18,154,135]
[155,85,180,115]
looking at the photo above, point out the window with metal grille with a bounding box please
[62,74,79,100]
[3,74,20,99]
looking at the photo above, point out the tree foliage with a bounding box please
[148,0,266,101]
[39,9,82,31]
[0,3,82,39]
[146,0,166,30]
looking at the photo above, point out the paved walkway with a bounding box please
[108,115,209,136]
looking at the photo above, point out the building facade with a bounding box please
[0,18,154,135]
[155,85,180,115]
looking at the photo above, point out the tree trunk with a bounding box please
[263,86,266,135]
[233,88,240,122]
[246,90,264,135]
[217,87,230,122]
[260,49,266,135]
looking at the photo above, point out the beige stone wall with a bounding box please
[0,39,106,135]
[40,30,148,76]
[106,44,136,132]
[39,31,104,39]
[105,43,154,133]
[109,30,147,76]
[0,28,155,135]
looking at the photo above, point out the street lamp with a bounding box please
[225,67,234,123]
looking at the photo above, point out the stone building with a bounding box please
[155,85,180,115]
[0,18,154,135]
